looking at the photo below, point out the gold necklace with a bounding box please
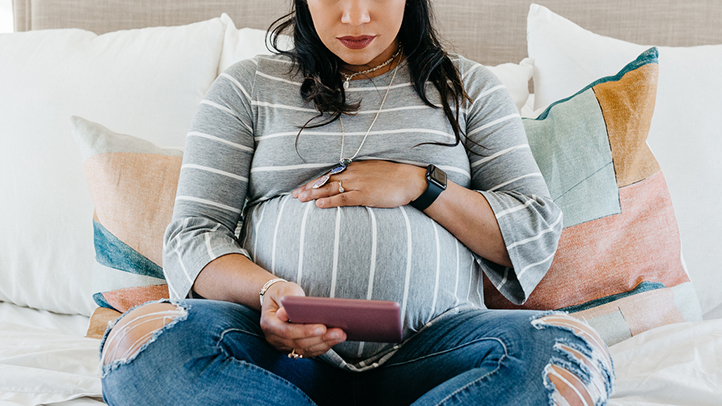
[340,47,403,90]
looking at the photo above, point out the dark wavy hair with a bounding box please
[267,0,475,153]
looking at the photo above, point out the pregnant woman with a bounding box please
[98,1,614,405]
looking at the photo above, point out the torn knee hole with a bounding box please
[535,314,614,406]
[101,302,185,366]
[547,364,595,406]
[533,314,612,368]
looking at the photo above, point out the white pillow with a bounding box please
[218,13,292,75]
[527,3,722,319]
[0,18,225,316]
[219,14,533,111]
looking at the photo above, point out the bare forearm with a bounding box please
[192,253,278,310]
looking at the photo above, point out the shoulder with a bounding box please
[447,54,501,86]
[221,54,297,80]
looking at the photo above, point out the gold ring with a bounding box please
[288,349,303,359]
[338,180,345,193]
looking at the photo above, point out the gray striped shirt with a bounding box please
[163,54,562,369]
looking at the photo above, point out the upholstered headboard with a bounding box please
[11,0,722,65]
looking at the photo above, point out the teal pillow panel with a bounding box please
[523,88,620,228]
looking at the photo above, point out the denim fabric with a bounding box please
[101,299,612,405]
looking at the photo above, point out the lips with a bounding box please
[337,35,376,50]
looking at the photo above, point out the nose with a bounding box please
[340,0,371,26]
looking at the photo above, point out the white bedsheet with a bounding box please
[0,303,103,406]
[1,301,721,406]
[609,319,722,406]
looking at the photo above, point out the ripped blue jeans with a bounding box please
[99,299,614,406]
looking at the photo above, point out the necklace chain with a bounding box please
[341,47,403,90]
[311,49,403,189]
[339,52,401,163]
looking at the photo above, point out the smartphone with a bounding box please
[280,296,402,343]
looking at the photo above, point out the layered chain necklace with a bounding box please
[340,46,403,90]
[313,48,402,189]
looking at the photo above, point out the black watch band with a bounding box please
[411,164,447,211]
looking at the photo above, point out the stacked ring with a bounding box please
[288,349,303,359]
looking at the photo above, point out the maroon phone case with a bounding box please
[280,296,402,343]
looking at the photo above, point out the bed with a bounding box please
[1,0,721,404]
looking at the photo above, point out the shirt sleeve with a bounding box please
[459,56,563,305]
[162,58,258,301]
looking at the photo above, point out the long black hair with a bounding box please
[267,0,475,153]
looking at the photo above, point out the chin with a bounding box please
[338,51,381,67]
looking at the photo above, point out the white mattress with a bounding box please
[1,301,721,406]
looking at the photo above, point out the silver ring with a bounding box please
[288,349,303,359]
[338,180,345,193]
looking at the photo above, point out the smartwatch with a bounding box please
[411,164,447,211]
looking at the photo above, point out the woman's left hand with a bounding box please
[293,160,426,209]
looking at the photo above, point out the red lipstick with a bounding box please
[337,35,376,50]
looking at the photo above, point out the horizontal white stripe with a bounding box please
[257,56,291,64]
[175,196,241,214]
[182,164,248,182]
[494,195,538,218]
[506,212,564,250]
[467,113,520,137]
[202,100,253,133]
[187,132,254,153]
[495,267,510,290]
[251,101,317,113]
[358,157,471,179]
[517,251,556,279]
[256,71,302,86]
[471,144,530,168]
[346,82,413,92]
[356,105,432,115]
[489,173,544,192]
[219,73,251,99]
[201,100,237,118]
[174,248,195,285]
[462,63,482,81]
[255,128,454,141]
[474,84,506,102]
[251,163,331,173]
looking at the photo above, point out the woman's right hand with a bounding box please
[260,281,347,358]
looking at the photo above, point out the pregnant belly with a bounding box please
[242,194,481,323]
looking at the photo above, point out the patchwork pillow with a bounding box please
[483,48,703,346]
[527,3,722,319]
[71,116,179,315]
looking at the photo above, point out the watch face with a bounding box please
[429,165,447,188]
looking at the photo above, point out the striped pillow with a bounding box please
[71,116,179,316]
[484,48,703,345]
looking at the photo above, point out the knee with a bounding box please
[101,302,186,367]
[533,313,615,406]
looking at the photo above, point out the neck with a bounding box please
[340,45,403,80]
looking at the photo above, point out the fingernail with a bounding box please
[329,332,340,340]
[317,199,325,207]
[315,328,324,336]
